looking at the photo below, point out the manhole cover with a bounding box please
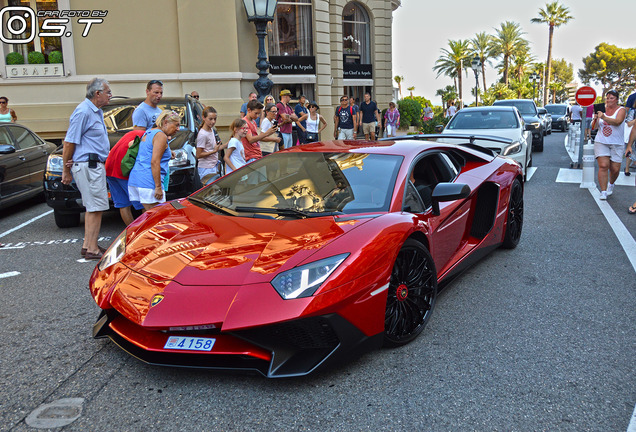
[25,398,84,429]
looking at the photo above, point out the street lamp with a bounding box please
[471,56,481,106]
[242,0,278,102]
[529,72,539,104]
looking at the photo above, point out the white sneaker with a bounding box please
[607,183,614,196]
[600,191,608,200]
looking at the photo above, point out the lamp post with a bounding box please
[242,0,278,102]
[530,72,539,104]
[471,56,481,106]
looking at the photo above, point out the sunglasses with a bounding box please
[148,80,163,86]
[192,95,199,99]
[0,101,7,104]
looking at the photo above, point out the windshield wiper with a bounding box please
[235,206,312,219]
[188,196,237,216]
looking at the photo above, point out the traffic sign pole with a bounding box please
[574,86,597,169]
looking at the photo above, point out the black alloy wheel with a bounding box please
[502,179,523,249]
[384,238,437,347]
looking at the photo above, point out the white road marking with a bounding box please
[0,237,111,251]
[587,187,636,273]
[627,404,636,432]
[0,271,20,279]
[526,167,538,181]
[557,168,634,186]
[0,210,53,239]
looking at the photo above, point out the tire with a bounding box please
[54,209,80,228]
[502,179,523,249]
[534,134,544,152]
[383,238,437,347]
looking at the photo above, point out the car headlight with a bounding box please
[271,253,349,299]
[98,230,126,271]
[502,141,522,156]
[531,122,541,129]
[169,148,189,167]
[46,154,64,174]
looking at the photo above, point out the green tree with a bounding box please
[483,82,516,105]
[489,21,528,86]
[435,85,457,110]
[407,86,415,97]
[397,98,423,128]
[433,39,471,108]
[471,31,492,91]
[550,58,574,102]
[579,43,636,96]
[531,2,574,105]
[394,75,404,99]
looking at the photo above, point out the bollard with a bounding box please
[580,141,596,188]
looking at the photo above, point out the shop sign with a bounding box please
[269,56,315,75]
[344,64,372,79]
[6,64,64,78]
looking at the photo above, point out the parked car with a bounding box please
[537,107,552,135]
[0,123,57,210]
[90,136,524,377]
[44,95,205,228]
[440,106,532,180]
[545,103,571,131]
[492,99,544,151]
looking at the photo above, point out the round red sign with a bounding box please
[575,86,597,107]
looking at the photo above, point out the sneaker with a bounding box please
[607,183,614,196]
[600,191,608,200]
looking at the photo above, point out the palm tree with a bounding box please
[433,39,471,108]
[471,32,491,91]
[531,2,574,105]
[394,75,404,98]
[489,21,527,86]
[435,85,457,110]
[407,86,415,98]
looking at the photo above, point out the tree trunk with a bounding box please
[481,63,487,92]
[503,54,509,86]
[458,67,463,109]
[544,25,554,106]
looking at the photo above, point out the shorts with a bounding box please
[362,122,376,135]
[107,176,143,209]
[281,133,292,149]
[128,185,166,204]
[198,167,219,185]
[338,128,354,139]
[71,162,109,212]
[594,141,624,163]
[585,118,592,128]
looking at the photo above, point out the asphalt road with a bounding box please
[1,131,634,431]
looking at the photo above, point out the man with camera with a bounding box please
[61,78,112,260]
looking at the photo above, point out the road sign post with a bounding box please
[574,86,597,169]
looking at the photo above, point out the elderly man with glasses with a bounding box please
[133,80,164,131]
[61,78,112,260]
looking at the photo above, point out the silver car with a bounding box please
[441,106,532,179]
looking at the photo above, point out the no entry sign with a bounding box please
[575,86,597,107]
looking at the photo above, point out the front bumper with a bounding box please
[93,309,382,378]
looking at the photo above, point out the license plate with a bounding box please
[164,336,215,351]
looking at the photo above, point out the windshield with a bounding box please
[546,106,566,115]
[191,152,403,216]
[103,102,189,132]
[494,101,537,115]
[446,110,519,130]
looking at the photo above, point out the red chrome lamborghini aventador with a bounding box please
[90,135,524,377]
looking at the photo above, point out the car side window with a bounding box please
[7,126,39,150]
[403,180,425,213]
[0,128,13,146]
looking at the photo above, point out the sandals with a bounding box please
[629,205,636,215]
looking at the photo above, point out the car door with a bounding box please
[0,126,30,199]
[409,151,472,274]
[6,125,50,190]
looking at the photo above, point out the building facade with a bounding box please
[0,0,400,141]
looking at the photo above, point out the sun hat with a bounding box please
[309,101,319,109]
[279,89,292,97]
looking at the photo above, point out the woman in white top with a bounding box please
[259,103,281,155]
[305,101,327,143]
[592,89,625,200]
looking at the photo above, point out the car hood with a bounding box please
[120,200,371,287]
[442,129,521,143]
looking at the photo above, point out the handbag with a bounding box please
[306,132,318,142]
[120,136,141,178]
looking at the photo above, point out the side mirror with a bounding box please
[0,144,15,154]
[434,125,444,133]
[431,183,471,216]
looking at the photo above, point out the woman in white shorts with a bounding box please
[128,111,180,209]
[592,90,625,200]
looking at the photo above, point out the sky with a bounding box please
[392,0,636,105]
